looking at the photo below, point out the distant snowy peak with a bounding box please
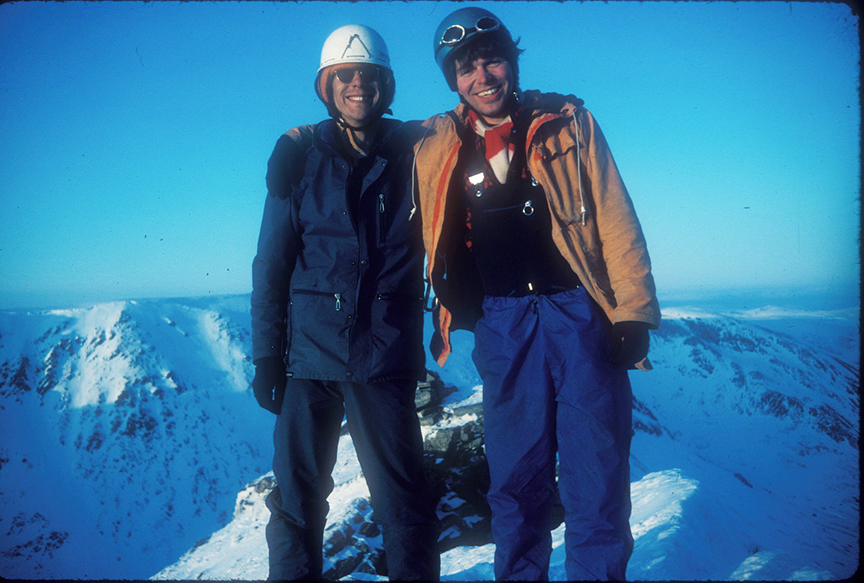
[648,310,858,448]
[661,304,857,321]
[0,296,273,580]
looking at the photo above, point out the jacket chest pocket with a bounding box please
[291,288,346,311]
[531,126,587,226]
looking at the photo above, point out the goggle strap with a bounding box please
[440,16,500,47]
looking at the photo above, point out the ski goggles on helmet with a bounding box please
[439,16,500,47]
[333,65,382,83]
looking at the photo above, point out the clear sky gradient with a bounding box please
[0,1,859,310]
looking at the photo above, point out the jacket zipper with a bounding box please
[292,289,343,311]
[378,193,386,245]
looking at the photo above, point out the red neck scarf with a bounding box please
[468,109,514,184]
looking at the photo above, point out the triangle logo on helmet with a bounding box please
[341,34,372,60]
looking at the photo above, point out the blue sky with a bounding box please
[0,1,859,310]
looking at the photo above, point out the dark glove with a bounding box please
[612,321,651,369]
[252,357,287,414]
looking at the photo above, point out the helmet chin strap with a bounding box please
[336,114,379,132]
[334,105,393,131]
[335,108,396,156]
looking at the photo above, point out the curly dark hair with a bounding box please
[446,32,525,91]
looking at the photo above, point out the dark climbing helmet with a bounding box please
[433,7,516,91]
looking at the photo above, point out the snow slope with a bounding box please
[0,296,275,579]
[1,293,858,580]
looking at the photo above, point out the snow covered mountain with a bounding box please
[0,296,275,579]
[1,293,858,580]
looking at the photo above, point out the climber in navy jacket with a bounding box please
[250,24,439,581]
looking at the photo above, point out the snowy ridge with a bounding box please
[0,296,275,579]
[1,294,859,580]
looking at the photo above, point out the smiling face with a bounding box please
[454,55,514,125]
[330,65,383,128]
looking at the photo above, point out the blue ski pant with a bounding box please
[473,287,634,581]
[265,378,439,581]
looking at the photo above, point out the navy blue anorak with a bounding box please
[251,119,425,384]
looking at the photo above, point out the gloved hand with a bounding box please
[252,357,287,414]
[612,321,651,369]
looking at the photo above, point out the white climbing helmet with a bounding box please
[315,24,395,121]
[317,24,391,73]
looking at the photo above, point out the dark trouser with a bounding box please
[266,377,439,581]
[473,287,634,581]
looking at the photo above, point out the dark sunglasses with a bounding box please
[440,16,500,47]
[334,65,381,84]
